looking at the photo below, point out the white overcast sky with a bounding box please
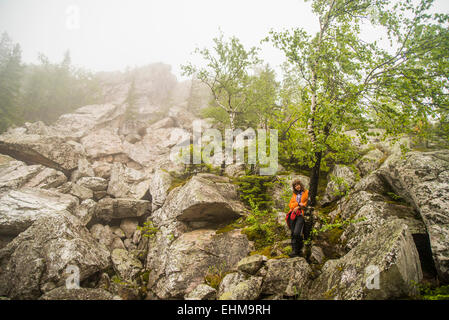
[1,0,448,80]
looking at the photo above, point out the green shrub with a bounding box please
[204,263,229,290]
[137,220,159,239]
[235,175,275,210]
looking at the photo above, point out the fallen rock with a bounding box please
[77,176,108,191]
[148,168,172,210]
[111,248,143,281]
[237,255,267,275]
[24,167,67,190]
[0,187,78,236]
[81,128,123,159]
[306,219,422,300]
[219,276,263,300]
[217,272,246,298]
[0,157,45,196]
[357,148,385,177]
[0,132,82,175]
[0,211,110,299]
[69,183,94,201]
[70,158,95,182]
[74,199,96,226]
[153,173,246,230]
[310,246,326,265]
[52,103,125,139]
[90,224,115,250]
[107,162,151,199]
[95,198,151,222]
[184,284,217,300]
[261,257,312,297]
[146,229,253,299]
[321,165,358,205]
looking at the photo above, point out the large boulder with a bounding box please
[80,128,123,159]
[52,103,126,139]
[334,188,426,252]
[261,257,312,297]
[107,162,151,199]
[218,276,263,300]
[378,150,449,283]
[146,229,253,299]
[185,284,217,300]
[148,168,173,210]
[111,249,143,281]
[0,211,111,299]
[0,187,78,236]
[0,156,55,196]
[306,219,422,300]
[95,198,151,222]
[0,132,83,175]
[321,165,358,205]
[356,148,386,177]
[237,254,268,275]
[152,173,246,230]
[122,126,189,168]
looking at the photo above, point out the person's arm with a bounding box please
[289,194,299,210]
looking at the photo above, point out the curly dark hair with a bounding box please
[292,179,305,194]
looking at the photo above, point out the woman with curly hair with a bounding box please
[285,179,309,257]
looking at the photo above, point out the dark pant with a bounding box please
[289,214,305,255]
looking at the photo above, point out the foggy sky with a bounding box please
[1,0,448,80]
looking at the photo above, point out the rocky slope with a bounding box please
[0,70,448,300]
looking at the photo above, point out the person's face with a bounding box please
[294,184,302,192]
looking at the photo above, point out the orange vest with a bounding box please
[285,190,309,226]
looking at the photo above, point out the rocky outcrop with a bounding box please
[0,211,111,299]
[306,219,422,300]
[1,73,447,303]
[378,150,449,282]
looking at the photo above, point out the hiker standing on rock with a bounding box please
[285,179,309,257]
